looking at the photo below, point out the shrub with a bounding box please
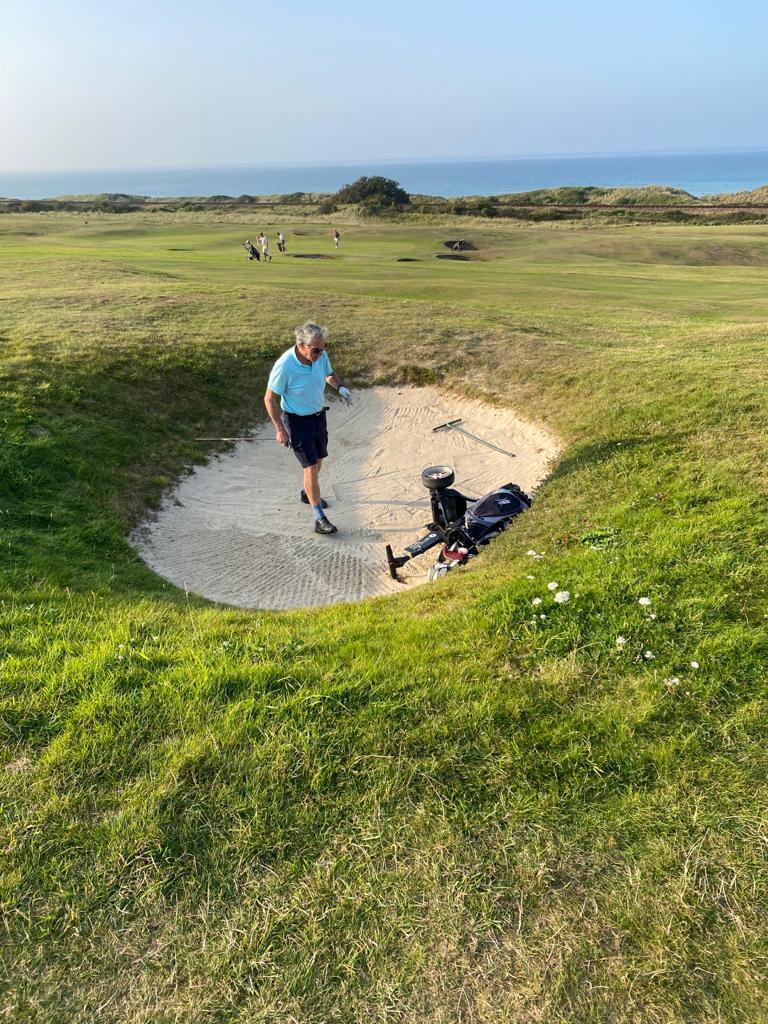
[334,176,410,207]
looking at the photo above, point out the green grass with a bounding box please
[1,215,767,1022]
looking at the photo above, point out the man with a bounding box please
[264,322,352,535]
[259,232,271,262]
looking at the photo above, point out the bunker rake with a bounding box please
[432,418,516,459]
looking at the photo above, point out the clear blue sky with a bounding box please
[2,0,767,172]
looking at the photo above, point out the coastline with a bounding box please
[2,149,768,201]
[4,182,768,226]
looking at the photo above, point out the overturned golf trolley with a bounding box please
[386,465,532,582]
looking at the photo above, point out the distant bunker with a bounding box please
[435,253,469,261]
[130,386,559,610]
[292,253,333,259]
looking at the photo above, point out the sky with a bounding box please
[2,0,767,172]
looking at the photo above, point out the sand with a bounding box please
[129,386,560,609]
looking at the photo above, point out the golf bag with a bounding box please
[461,486,531,546]
[386,466,531,580]
[243,241,260,261]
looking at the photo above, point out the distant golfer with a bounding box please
[264,322,352,535]
[259,232,271,262]
[332,228,341,249]
[277,230,286,253]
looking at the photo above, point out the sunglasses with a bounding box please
[307,346,325,355]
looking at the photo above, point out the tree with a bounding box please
[334,176,410,207]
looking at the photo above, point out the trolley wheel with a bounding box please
[421,465,455,491]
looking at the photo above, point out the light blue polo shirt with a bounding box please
[267,346,334,415]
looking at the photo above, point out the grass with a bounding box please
[1,215,767,1022]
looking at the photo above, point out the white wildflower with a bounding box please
[639,597,652,607]
[554,591,570,604]
[527,575,535,580]
[532,597,542,606]
[664,677,680,690]
[690,660,699,669]
[547,581,558,591]
[616,636,627,647]
[644,650,655,660]
[540,614,547,620]
[527,550,537,557]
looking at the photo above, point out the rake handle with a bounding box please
[432,419,515,458]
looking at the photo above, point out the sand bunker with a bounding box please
[130,386,559,610]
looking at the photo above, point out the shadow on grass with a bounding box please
[546,431,690,483]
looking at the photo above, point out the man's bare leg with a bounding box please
[306,459,335,532]
[303,459,323,505]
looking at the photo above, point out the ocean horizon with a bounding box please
[2,149,768,201]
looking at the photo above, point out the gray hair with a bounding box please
[295,321,328,347]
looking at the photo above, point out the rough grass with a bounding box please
[1,216,767,1022]
[494,185,700,206]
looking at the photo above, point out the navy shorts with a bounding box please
[283,409,329,468]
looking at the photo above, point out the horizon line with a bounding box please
[3,144,768,178]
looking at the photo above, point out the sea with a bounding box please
[2,150,768,201]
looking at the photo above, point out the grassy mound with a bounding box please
[1,216,767,1022]
[586,185,699,206]
[710,185,768,204]
[494,185,699,206]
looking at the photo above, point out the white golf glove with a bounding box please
[338,386,353,405]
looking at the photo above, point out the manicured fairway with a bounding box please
[1,213,767,1022]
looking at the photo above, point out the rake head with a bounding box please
[432,418,462,433]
